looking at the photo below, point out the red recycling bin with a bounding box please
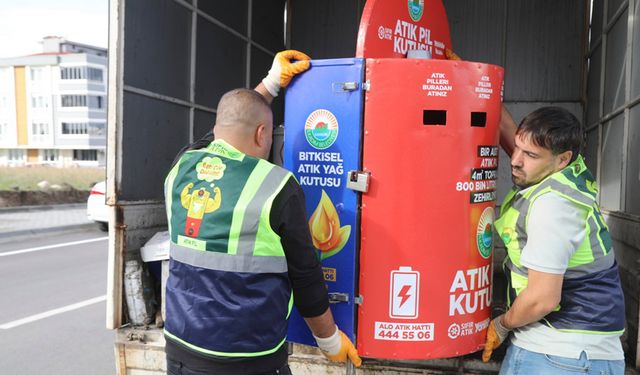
[357,57,504,359]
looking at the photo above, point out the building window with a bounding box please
[88,67,103,82]
[0,67,9,83]
[30,67,44,81]
[62,122,106,136]
[88,122,105,136]
[88,95,104,109]
[31,96,48,108]
[61,66,103,82]
[62,122,88,135]
[61,67,85,80]
[61,95,104,109]
[8,149,24,161]
[73,149,97,161]
[61,95,87,107]
[42,149,59,162]
[31,122,49,135]
[61,122,105,136]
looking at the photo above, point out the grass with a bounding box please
[0,166,105,191]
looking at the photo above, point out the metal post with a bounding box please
[346,361,356,375]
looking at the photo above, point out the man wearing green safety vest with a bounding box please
[481,106,625,374]
[164,51,361,375]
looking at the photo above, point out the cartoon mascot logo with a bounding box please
[180,156,225,237]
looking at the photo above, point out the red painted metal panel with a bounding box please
[356,0,451,59]
[358,58,504,359]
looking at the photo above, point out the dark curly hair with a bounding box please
[516,106,584,163]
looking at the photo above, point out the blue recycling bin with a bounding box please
[284,58,364,345]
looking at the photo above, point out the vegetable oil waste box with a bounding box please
[283,0,504,359]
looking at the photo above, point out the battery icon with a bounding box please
[389,266,420,319]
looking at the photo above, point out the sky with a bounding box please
[0,0,108,58]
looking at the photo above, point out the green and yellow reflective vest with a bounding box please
[494,155,624,334]
[163,139,294,357]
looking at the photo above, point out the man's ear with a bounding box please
[255,123,266,147]
[556,150,573,170]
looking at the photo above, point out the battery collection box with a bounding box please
[284,0,504,360]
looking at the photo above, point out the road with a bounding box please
[0,228,115,375]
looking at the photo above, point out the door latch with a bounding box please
[346,170,370,193]
[328,292,350,304]
[332,82,359,93]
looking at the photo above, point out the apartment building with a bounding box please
[0,36,107,167]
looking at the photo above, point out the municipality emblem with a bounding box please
[476,207,494,258]
[408,0,424,22]
[304,109,339,150]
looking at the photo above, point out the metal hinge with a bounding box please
[354,295,363,305]
[363,80,371,91]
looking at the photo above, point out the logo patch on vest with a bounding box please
[196,156,226,182]
[208,142,243,161]
[574,163,581,174]
[180,183,222,238]
[476,207,494,258]
[500,227,515,245]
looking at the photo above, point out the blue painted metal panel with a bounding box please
[283,58,364,345]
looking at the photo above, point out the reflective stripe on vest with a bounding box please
[495,155,625,333]
[163,139,294,357]
[230,163,291,256]
[170,241,287,273]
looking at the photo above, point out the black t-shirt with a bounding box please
[165,136,329,373]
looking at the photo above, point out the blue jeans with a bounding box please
[499,344,624,375]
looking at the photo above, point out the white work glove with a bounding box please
[261,50,311,97]
[314,325,362,367]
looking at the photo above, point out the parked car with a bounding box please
[87,181,109,231]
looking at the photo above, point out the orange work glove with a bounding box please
[261,50,311,97]
[314,326,362,367]
[482,314,511,362]
[445,48,462,61]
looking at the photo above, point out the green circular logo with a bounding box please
[500,227,515,245]
[476,207,494,258]
[304,109,339,150]
[408,0,424,22]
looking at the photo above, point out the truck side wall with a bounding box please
[586,1,640,365]
[110,0,639,371]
